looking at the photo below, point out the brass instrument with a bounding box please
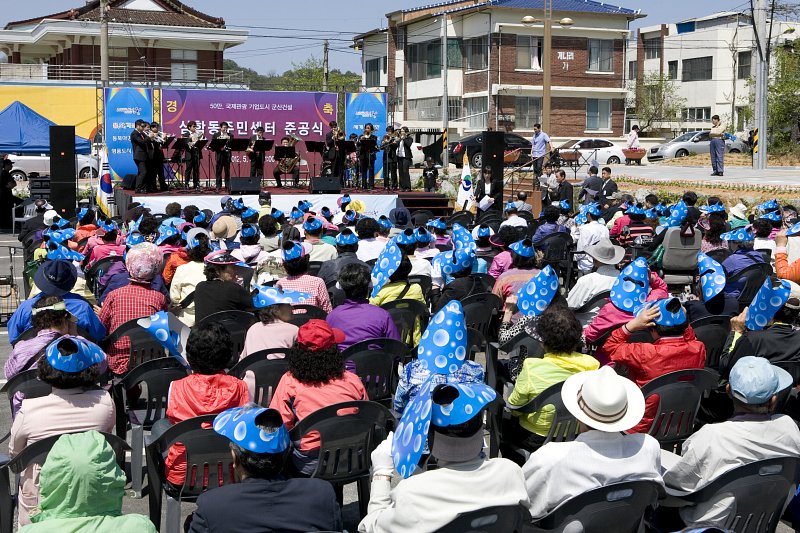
[278,134,302,173]
[246,133,260,155]
[213,130,231,152]
[379,132,397,151]
[188,130,205,150]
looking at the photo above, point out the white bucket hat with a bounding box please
[561,366,645,433]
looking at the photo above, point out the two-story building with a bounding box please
[355,0,644,140]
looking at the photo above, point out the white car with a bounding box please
[555,138,627,165]
[6,153,99,181]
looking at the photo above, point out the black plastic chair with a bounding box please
[775,360,800,385]
[195,310,257,357]
[660,457,800,532]
[411,209,436,227]
[690,315,732,370]
[435,504,532,533]
[499,331,545,361]
[640,368,719,451]
[380,299,430,348]
[447,210,474,229]
[731,263,771,309]
[0,431,130,533]
[102,317,167,376]
[571,290,611,314]
[346,350,396,404]
[146,414,236,532]
[538,232,575,290]
[85,255,123,298]
[473,272,497,290]
[461,292,502,339]
[0,369,52,443]
[407,274,433,303]
[112,357,188,498]
[11,325,92,346]
[307,261,324,277]
[288,304,328,327]
[467,327,486,361]
[526,481,663,533]
[288,401,395,519]
[326,279,345,308]
[705,248,731,264]
[229,350,290,406]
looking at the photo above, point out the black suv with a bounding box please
[448,132,532,169]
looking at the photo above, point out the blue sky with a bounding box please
[2,1,746,73]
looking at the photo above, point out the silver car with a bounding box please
[6,153,99,181]
[647,131,749,162]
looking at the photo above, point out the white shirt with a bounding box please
[574,221,610,272]
[409,255,432,277]
[522,430,663,518]
[307,240,338,262]
[500,215,529,229]
[356,238,388,262]
[627,130,640,149]
[663,414,800,526]
[566,264,619,325]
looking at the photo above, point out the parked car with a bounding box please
[5,153,99,181]
[646,131,749,162]
[554,138,626,165]
[449,132,533,169]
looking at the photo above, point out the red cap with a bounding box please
[297,319,346,351]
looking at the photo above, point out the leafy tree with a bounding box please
[766,40,800,146]
[626,72,686,134]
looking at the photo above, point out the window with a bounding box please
[108,47,128,60]
[464,97,487,128]
[516,35,543,70]
[171,63,197,81]
[448,97,463,121]
[170,49,197,61]
[683,107,712,122]
[447,38,463,68]
[365,58,381,88]
[738,51,752,79]
[515,96,542,129]
[395,26,406,50]
[682,56,713,81]
[587,39,613,72]
[395,77,403,105]
[465,36,488,71]
[408,40,443,81]
[407,97,440,121]
[586,98,612,130]
[644,37,661,60]
[668,61,678,80]
[628,60,637,81]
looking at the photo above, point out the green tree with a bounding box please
[626,72,686,133]
[766,40,800,147]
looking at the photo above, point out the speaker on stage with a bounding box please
[49,125,77,217]
[310,176,341,194]
[482,130,505,192]
[121,174,137,190]
[230,176,260,195]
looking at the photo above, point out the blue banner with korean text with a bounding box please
[104,87,153,182]
[345,92,387,184]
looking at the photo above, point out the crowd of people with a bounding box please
[4,178,800,532]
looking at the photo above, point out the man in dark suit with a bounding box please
[249,126,266,180]
[553,169,574,205]
[130,119,149,193]
[382,125,398,190]
[147,121,168,192]
[578,165,603,205]
[599,166,618,208]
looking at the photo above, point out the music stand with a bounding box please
[274,145,296,161]
[305,140,325,177]
[228,138,251,178]
[359,137,377,157]
[252,139,273,154]
[170,138,189,188]
[207,138,229,188]
[163,135,176,150]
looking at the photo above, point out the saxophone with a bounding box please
[278,134,301,173]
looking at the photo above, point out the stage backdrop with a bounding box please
[345,92,387,184]
[104,88,154,182]
[160,89,337,181]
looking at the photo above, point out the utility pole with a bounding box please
[441,15,449,169]
[753,0,768,170]
[100,0,109,86]
[322,40,329,91]
[542,0,553,134]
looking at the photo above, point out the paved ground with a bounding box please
[611,162,800,187]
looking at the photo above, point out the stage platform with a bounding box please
[113,186,452,218]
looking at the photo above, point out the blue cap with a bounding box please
[335,229,359,246]
[427,217,447,230]
[45,336,106,373]
[343,209,359,223]
[509,239,535,258]
[282,240,309,262]
[584,203,602,217]
[126,231,145,248]
[559,199,571,211]
[756,199,779,212]
[290,207,303,221]
[609,257,649,313]
[98,219,117,233]
[702,203,726,214]
[504,201,517,213]
[396,228,416,246]
[516,265,559,317]
[241,224,259,239]
[252,285,310,308]
[271,208,284,220]
[46,227,75,245]
[697,252,726,301]
[340,194,351,207]
[371,239,403,298]
[377,216,393,231]
[233,198,246,210]
[213,407,290,454]
[626,204,645,216]
[664,200,688,227]
[746,278,791,330]
[155,225,179,245]
[241,207,258,219]
[46,244,84,262]
[729,356,794,405]
[644,208,658,219]
[54,217,71,229]
[138,311,190,367]
[303,217,323,232]
[759,211,782,222]
[574,213,587,226]
[475,225,492,239]
[635,297,686,327]
[417,300,468,374]
[435,247,475,275]
[414,227,432,244]
[298,200,313,213]
[193,212,206,224]
[76,207,89,220]
[320,206,332,218]
[721,227,754,242]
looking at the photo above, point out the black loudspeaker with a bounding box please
[121,174,137,190]
[482,131,505,195]
[49,126,77,217]
[310,175,341,194]
[230,176,260,195]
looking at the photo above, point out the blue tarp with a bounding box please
[0,101,91,154]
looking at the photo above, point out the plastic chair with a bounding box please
[640,368,719,450]
[229,352,289,407]
[731,263,771,309]
[326,279,345,308]
[102,318,167,376]
[0,431,130,533]
[484,342,509,458]
[411,209,435,227]
[346,349,396,404]
[461,292,502,339]
[705,248,731,264]
[525,481,663,533]
[380,299,430,348]
[288,401,395,519]
[407,274,433,303]
[571,290,611,314]
[467,327,486,361]
[112,357,188,498]
[85,255,124,298]
[447,210,474,229]
[498,331,544,361]
[288,304,328,327]
[690,315,732,370]
[195,310,257,357]
[660,457,800,532]
[659,227,702,288]
[0,369,52,443]
[146,414,236,533]
[307,261,324,277]
[11,199,35,235]
[435,504,532,533]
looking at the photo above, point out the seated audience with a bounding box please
[615,204,655,246]
[531,205,567,246]
[432,247,493,313]
[721,227,765,298]
[193,250,253,323]
[492,239,541,311]
[566,238,623,325]
[413,227,439,260]
[158,201,184,232]
[317,229,368,287]
[574,204,610,272]
[241,286,301,358]
[603,298,706,434]
[161,231,190,285]
[20,431,156,533]
[700,214,730,253]
[257,214,281,252]
[753,217,777,258]
[369,254,425,344]
[326,263,399,351]
[429,218,453,248]
[522,366,663,518]
[10,336,114,526]
[774,229,800,283]
[270,320,367,474]
[231,224,269,266]
[487,226,521,278]
[472,224,497,261]
[276,241,332,313]
[500,202,529,230]
[684,252,740,322]
[169,230,212,326]
[303,216,338,262]
[165,324,249,487]
[355,217,386,262]
[395,228,432,277]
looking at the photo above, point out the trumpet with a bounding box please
[188,130,205,149]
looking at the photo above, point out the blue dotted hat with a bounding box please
[343,209,359,223]
[98,219,117,233]
[45,336,106,373]
[721,227,754,242]
[138,310,191,368]
[55,216,71,229]
[396,228,416,246]
[185,228,208,250]
[76,207,89,221]
[320,206,332,218]
[241,224,259,239]
[609,257,650,313]
[516,265,559,317]
[626,204,645,216]
[451,223,476,251]
[46,244,84,262]
[335,229,359,246]
[377,216,393,231]
[252,285,310,308]
[427,217,447,230]
[559,199,571,211]
[759,210,782,222]
[702,203,726,214]
[473,224,492,239]
[574,213,588,226]
[233,198,246,210]
[155,225,179,245]
[435,247,475,275]
[282,240,310,262]
[655,203,669,216]
[46,227,76,244]
[664,200,688,227]
[504,201,517,213]
[126,231,145,248]
[213,407,290,454]
[635,297,686,327]
[414,227,432,244]
[697,252,726,301]
[289,207,303,221]
[193,212,206,225]
[509,239,535,258]
[584,203,602,217]
[339,194,352,208]
[746,278,791,331]
[298,200,312,213]
[303,217,323,232]
[370,238,403,298]
[787,220,800,237]
[271,208,284,220]
[417,301,468,374]
[756,199,779,212]
[129,214,144,233]
[644,208,658,219]
[241,207,258,220]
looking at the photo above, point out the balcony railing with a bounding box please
[0,63,245,84]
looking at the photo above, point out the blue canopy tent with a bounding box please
[0,101,91,154]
